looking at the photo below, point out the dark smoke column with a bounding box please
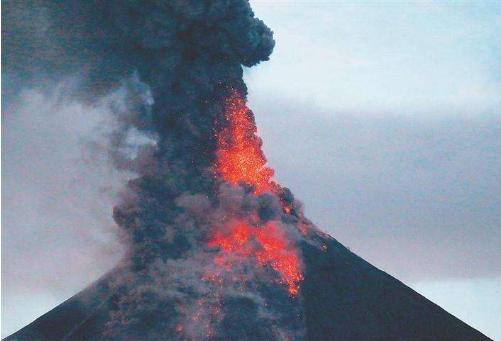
[107,0,276,269]
[5,1,306,339]
[104,2,309,339]
[3,1,491,340]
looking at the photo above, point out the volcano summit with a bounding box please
[3,1,490,340]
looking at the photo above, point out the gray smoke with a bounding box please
[3,1,314,339]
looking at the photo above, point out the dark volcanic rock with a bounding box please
[6,233,489,341]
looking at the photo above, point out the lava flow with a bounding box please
[209,91,303,296]
[214,91,277,195]
[208,221,303,296]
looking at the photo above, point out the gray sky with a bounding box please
[245,1,501,338]
[3,1,501,339]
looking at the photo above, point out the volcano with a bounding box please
[6,234,489,340]
[3,1,491,340]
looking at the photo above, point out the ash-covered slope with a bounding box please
[6,233,489,341]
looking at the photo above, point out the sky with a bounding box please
[2,1,501,339]
[246,1,501,338]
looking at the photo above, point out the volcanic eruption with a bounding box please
[3,1,490,340]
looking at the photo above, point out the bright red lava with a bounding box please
[209,91,303,296]
[214,92,276,195]
[208,221,303,296]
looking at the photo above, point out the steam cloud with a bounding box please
[3,1,319,339]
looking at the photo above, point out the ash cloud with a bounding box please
[107,183,305,340]
[1,83,126,335]
[3,1,309,339]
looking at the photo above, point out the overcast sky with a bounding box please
[246,1,501,338]
[3,1,501,339]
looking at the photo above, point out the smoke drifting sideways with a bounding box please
[3,1,323,339]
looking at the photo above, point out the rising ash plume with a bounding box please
[4,1,315,339]
[4,1,490,341]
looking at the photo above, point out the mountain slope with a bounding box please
[6,233,490,340]
[301,234,489,340]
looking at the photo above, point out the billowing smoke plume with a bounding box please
[3,1,319,339]
[5,4,495,341]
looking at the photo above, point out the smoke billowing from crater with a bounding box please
[4,2,493,341]
[4,1,318,339]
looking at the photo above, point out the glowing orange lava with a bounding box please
[208,221,303,296]
[208,91,304,297]
[215,92,277,194]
